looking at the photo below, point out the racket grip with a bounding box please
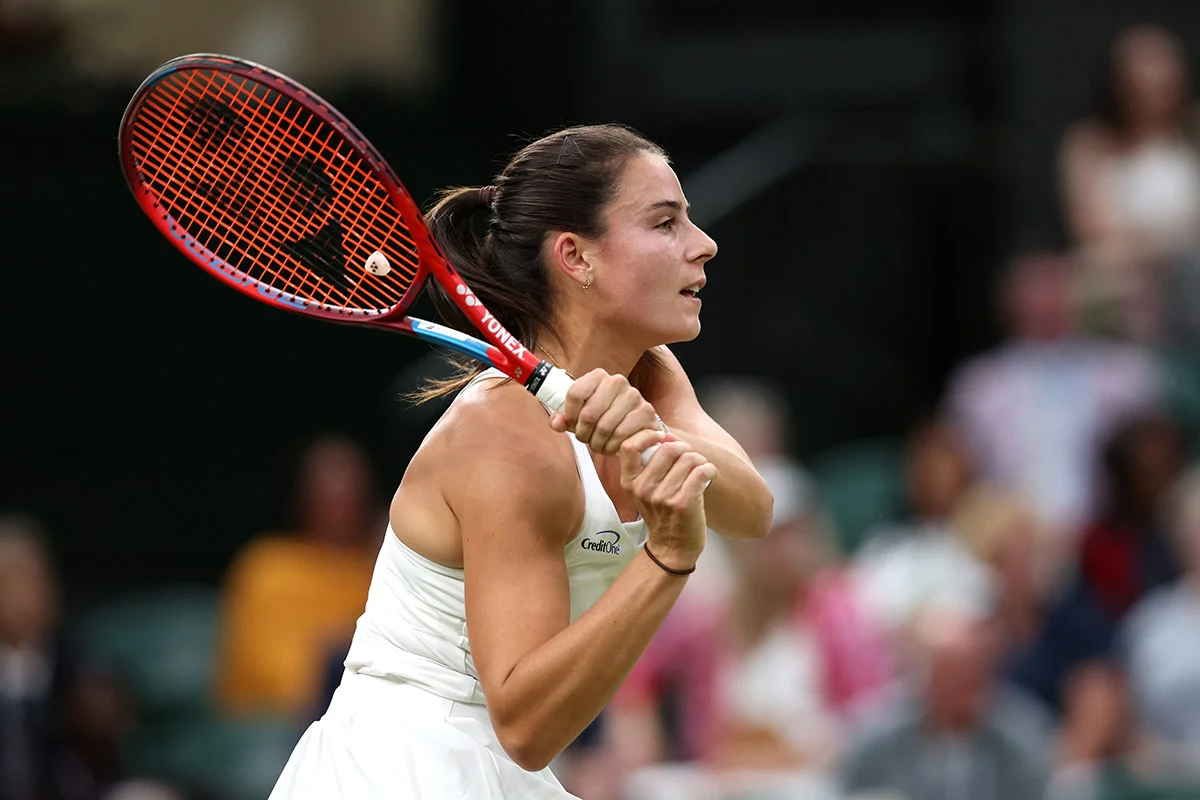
[532,365,708,488]
[531,365,573,413]
[534,367,661,464]
[640,443,712,491]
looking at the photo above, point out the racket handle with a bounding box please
[533,367,658,459]
[641,443,712,490]
[531,364,573,412]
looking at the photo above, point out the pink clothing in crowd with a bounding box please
[613,569,891,762]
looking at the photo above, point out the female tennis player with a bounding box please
[268,123,774,799]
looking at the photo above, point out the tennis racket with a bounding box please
[117,53,574,411]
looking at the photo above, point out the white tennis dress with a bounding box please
[268,369,648,799]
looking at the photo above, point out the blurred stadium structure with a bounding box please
[8,1,1200,799]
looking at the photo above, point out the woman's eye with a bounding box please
[657,218,675,231]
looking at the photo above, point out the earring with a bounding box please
[582,274,592,290]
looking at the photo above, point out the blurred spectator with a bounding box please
[605,464,889,800]
[213,435,379,721]
[1048,662,1142,800]
[1120,464,1200,779]
[695,376,796,468]
[840,606,1052,800]
[1009,411,1184,716]
[307,503,393,723]
[0,514,131,800]
[688,376,804,605]
[945,250,1160,546]
[1080,411,1183,623]
[1059,24,1200,343]
[0,513,66,800]
[952,488,1055,668]
[851,418,996,641]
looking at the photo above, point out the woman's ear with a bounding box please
[547,231,594,289]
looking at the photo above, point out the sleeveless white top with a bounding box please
[343,368,648,705]
[1103,137,1200,248]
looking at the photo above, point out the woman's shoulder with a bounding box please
[412,374,580,498]
[430,374,562,446]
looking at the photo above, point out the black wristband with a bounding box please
[643,543,696,576]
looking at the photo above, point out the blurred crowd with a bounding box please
[0,436,384,800]
[9,17,1200,800]
[549,23,1200,800]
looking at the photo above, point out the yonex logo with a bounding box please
[581,530,621,555]
[478,308,528,359]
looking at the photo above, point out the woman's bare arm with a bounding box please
[633,347,773,540]
[445,390,713,771]
[1060,121,1121,248]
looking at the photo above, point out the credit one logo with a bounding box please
[581,530,621,555]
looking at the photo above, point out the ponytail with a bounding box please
[408,186,497,402]
[412,181,559,402]
[423,185,492,336]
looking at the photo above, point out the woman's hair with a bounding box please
[1100,410,1182,517]
[952,486,1039,562]
[411,123,666,401]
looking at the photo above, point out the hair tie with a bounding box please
[643,543,696,576]
[478,185,497,207]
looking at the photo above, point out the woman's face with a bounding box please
[1128,421,1183,514]
[0,546,58,648]
[584,152,718,347]
[907,425,974,520]
[299,439,372,546]
[1115,27,1189,125]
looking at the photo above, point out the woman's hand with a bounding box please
[619,429,717,571]
[549,368,662,455]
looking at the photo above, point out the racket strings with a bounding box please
[145,70,411,309]
[137,83,374,308]
[151,70,411,308]
[141,72,321,297]
[127,66,420,312]
[137,74,338,296]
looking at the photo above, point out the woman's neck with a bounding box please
[1120,115,1182,147]
[537,321,648,379]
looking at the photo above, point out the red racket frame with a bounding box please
[119,53,550,388]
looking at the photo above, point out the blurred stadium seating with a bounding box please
[77,586,219,725]
[76,585,300,799]
[808,437,907,555]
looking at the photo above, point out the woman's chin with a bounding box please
[618,315,702,350]
[661,318,702,345]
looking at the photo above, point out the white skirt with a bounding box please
[269,669,580,799]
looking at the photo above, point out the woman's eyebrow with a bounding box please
[642,199,688,214]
